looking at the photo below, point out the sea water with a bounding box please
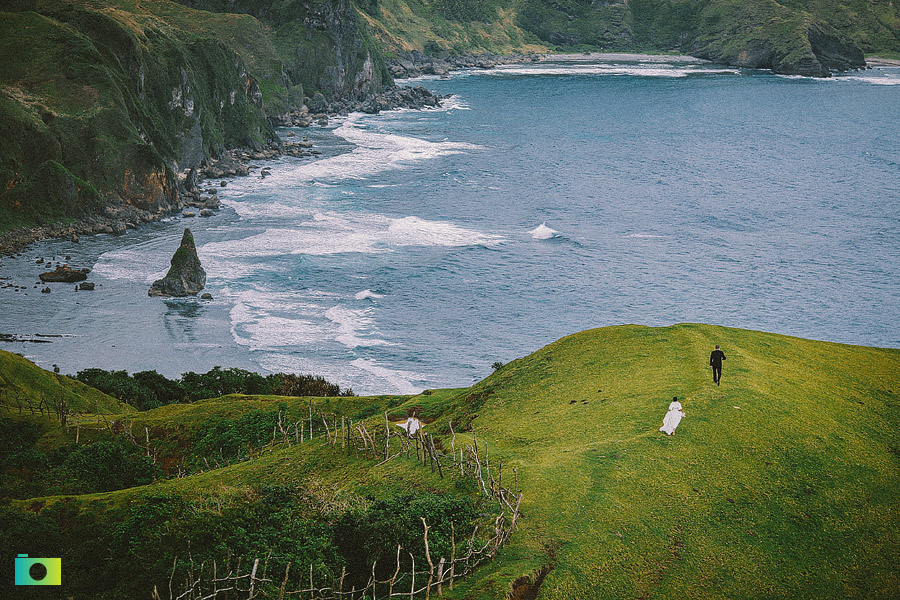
[2,58,899,394]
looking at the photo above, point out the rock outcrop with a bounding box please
[148,229,206,297]
[39,266,89,283]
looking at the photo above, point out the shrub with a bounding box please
[61,437,160,492]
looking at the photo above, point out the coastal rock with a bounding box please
[148,228,206,297]
[201,292,213,300]
[79,282,95,291]
[39,265,88,283]
[200,209,214,217]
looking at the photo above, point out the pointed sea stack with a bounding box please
[148,228,206,297]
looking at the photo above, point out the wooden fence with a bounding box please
[151,405,523,600]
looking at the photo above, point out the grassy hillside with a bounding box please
[0,349,133,414]
[1,325,898,598]
[358,0,547,55]
[363,0,896,74]
[0,0,393,236]
[0,0,277,233]
[443,324,900,598]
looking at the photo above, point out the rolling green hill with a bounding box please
[0,349,133,414]
[2,325,898,598]
[441,323,900,598]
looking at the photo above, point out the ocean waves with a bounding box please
[201,212,503,261]
[480,63,741,78]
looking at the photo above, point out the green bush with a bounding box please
[61,438,160,493]
[192,406,286,465]
[334,492,481,589]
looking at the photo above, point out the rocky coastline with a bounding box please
[0,82,449,258]
[386,51,545,79]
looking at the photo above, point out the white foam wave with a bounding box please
[229,289,331,349]
[201,212,502,259]
[529,222,558,240]
[351,358,420,395]
[93,245,169,283]
[841,74,900,86]
[777,71,900,86]
[249,115,482,189]
[624,233,665,239]
[229,201,312,220]
[482,64,740,78]
[355,289,385,300]
[440,95,472,111]
[325,305,389,348]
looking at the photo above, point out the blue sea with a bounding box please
[2,57,899,394]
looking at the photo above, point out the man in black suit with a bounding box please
[709,345,726,386]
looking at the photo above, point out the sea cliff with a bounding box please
[1,0,897,248]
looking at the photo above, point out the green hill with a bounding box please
[440,323,900,598]
[1,325,899,598]
[0,349,133,414]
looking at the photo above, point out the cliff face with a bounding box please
[171,0,393,104]
[0,1,275,231]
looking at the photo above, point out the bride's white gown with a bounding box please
[660,401,684,435]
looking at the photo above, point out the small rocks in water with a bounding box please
[78,282,95,291]
[65,255,71,260]
[41,287,51,294]
[206,188,218,195]
[39,265,87,283]
[71,234,79,243]
[182,210,196,218]
[220,181,227,187]
[200,209,213,217]
[148,228,206,297]
[201,292,213,300]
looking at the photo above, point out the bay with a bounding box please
[2,58,899,394]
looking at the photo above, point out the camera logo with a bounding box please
[14,554,61,586]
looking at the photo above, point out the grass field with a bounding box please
[446,323,900,598]
[2,323,899,598]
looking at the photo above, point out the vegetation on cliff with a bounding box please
[1,0,898,238]
[1,324,898,598]
[0,0,276,234]
[363,0,895,75]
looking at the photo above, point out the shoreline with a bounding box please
[0,84,446,259]
[539,52,706,63]
[866,56,900,66]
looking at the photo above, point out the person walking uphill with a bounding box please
[710,344,726,386]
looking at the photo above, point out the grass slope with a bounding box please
[0,349,133,414]
[447,323,900,598]
[2,325,898,598]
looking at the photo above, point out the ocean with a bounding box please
[2,57,899,394]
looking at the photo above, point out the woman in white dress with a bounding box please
[660,397,684,435]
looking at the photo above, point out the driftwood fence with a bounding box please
[151,405,523,600]
[0,387,70,426]
[0,391,523,598]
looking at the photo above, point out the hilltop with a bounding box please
[1,324,898,598]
